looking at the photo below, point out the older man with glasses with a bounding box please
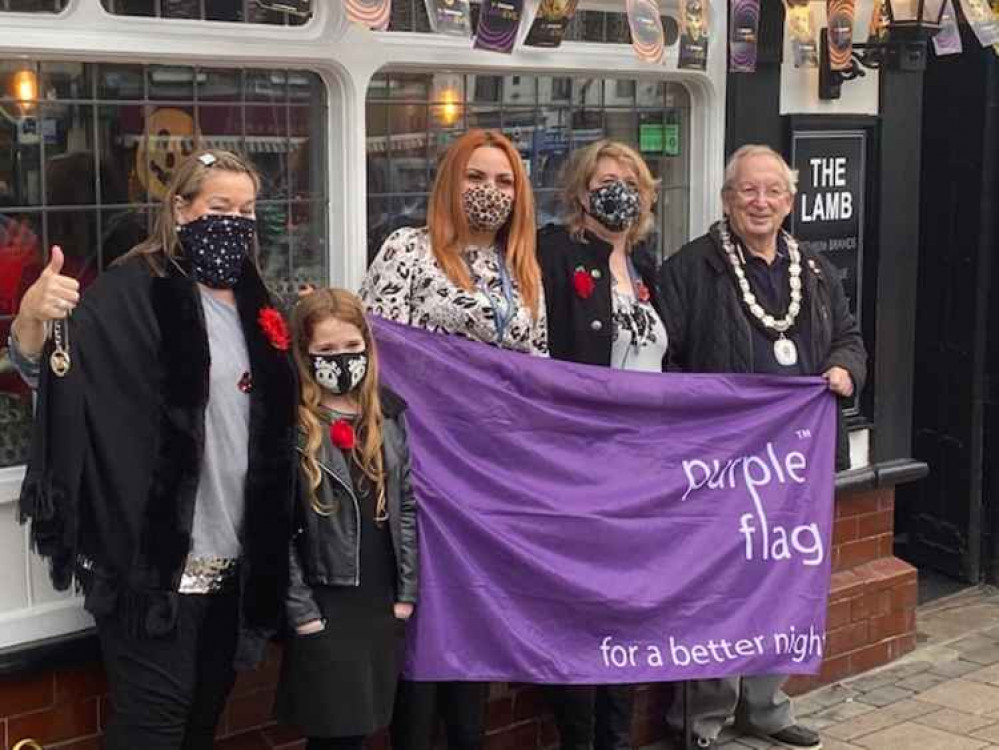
[658,144,867,750]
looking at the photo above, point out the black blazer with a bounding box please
[538,223,664,367]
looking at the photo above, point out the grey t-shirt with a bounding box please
[189,289,250,562]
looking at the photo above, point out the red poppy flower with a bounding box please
[330,419,356,451]
[258,307,290,351]
[572,267,595,300]
[636,281,651,303]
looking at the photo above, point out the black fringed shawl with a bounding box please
[19,256,298,668]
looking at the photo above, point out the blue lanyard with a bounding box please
[468,251,516,344]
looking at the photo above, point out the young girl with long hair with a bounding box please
[275,288,418,750]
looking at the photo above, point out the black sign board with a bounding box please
[789,130,865,318]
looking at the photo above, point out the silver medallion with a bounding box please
[50,348,71,377]
[773,337,798,367]
[49,319,71,377]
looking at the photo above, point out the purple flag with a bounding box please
[373,317,837,683]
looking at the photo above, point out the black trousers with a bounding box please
[391,680,489,750]
[548,684,635,750]
[98,591,239,750]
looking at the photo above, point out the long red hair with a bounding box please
[427,129,541,317]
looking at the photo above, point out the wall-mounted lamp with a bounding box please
[819,0,945,99]
[12,69,38,112]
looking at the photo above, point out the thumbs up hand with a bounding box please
[19,245,81,323]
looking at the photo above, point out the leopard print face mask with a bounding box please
[462,184,514,232]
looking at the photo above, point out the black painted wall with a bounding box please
[899,35,999,581]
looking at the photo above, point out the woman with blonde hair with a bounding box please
[538,139,668,750]
[275,287,417,750]
[11,150,298,750]
[539,138,666,370]
[360,128,547,750]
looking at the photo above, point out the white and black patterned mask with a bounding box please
[462,184,514,232]
[587,180,641,232]
[177,214,256,289]
[311,352,368,394]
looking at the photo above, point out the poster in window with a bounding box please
[524,0,579,46]
[933,0,963,55]
[474,0,525,53]
[789,130,865,316]
[425,0,472,35]
[728,0,760,72]
[959,0,999,46]
[825,0,856,71]
[678,0,709,70]
[344,0,391,30]
[784,0,818,67]
[626,0,666,62]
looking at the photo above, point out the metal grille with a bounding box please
[100,0,312,25]
[0,0,68,11]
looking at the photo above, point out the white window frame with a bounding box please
[0,0,727,649]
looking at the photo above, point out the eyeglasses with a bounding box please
[729,184,789,202]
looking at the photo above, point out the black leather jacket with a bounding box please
[286,390,417,627]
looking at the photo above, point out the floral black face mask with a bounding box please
[587,180,641,232]
[311,352,368,395]
[177,214,256,289]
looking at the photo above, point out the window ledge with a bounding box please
[0,465,26,506]
[835,458,929,496]
[0,627,99,678]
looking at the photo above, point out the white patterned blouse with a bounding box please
[360,226,549,357]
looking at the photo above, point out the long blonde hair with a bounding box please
[427,129,541,317]
[291,289,387,518]
[116,149,262,275]
[560,139,660,247]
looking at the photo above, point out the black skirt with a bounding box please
[275,470,403,737]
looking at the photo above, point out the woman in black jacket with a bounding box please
[537,139,666,750]
[539,139,666,373]
[275,287,417,750]
[13,150,298,750]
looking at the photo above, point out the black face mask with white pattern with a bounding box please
[311,352,368,395]
[177,214,256,289]
[587,180,641,232]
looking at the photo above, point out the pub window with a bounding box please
[365,71,691,264]
[100,0,313,25]
[0,61,329,472]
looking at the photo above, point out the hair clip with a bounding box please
[197,153,218,167]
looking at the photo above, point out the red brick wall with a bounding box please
[0,486,915,750]
[785,486,918,695]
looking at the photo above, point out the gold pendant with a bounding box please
[50,348,71,377]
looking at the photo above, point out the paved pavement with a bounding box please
[646,585,999,750]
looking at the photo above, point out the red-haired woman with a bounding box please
[360,129,547,750]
